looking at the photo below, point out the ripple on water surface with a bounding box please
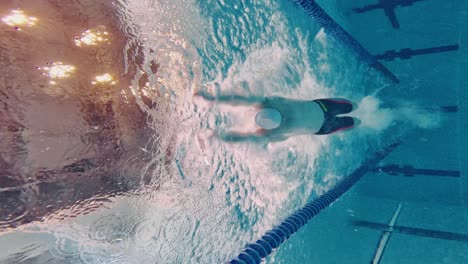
[0,0,378,263]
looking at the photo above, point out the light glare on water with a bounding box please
[2,9,38,28]
[75,29,110,47]
[92,73,117,85]
[0,0,374,263]
[37,62,76,81]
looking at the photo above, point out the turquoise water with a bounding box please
[0,0,466,263]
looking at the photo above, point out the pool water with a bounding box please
[0,0,466,263]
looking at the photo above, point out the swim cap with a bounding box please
[255,108,282,130]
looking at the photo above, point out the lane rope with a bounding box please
[228,141,401,264]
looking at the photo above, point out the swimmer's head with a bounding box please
[255,108,282,130]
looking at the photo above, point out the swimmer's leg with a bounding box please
[315,116,359,135]
[315,98,357,116]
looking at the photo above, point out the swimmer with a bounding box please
[195,92,360,142]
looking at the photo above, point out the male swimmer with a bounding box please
[195,92,360,142]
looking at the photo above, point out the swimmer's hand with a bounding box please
[216,132,264,143]
[194,91,216,101]
[255,129,287,143]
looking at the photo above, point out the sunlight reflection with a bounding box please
[75,29,110,46]
[120,90,129,103]
[92,73,117,85]
[2,10,38,29]
[142,82,156,98]
[37,62,76,84]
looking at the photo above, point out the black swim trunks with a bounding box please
[314,99,356,135]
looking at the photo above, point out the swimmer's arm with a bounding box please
[267,134,288,142]
[195,92,265,105]
[217,95,265,105]
[216,130,287,143]
[216,132,264,142]
[219,96,291,106]
[257,128,289,143]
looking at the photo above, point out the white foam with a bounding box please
[351,96,443,132]
[188,38,332,226]
[314,28,327,47]
[17,8,339,264]
[314,28,331,73]
[210,42,293,95]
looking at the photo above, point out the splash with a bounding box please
[351,96,442,132]
[208,42,293,95]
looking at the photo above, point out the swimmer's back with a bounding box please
[260,97,324,134]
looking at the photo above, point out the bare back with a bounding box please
[260,97,325,136]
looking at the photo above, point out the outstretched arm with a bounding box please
[217,130,288,143]
[216,132,264,143]
[267,134,288,142]
[195,91,265,106]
